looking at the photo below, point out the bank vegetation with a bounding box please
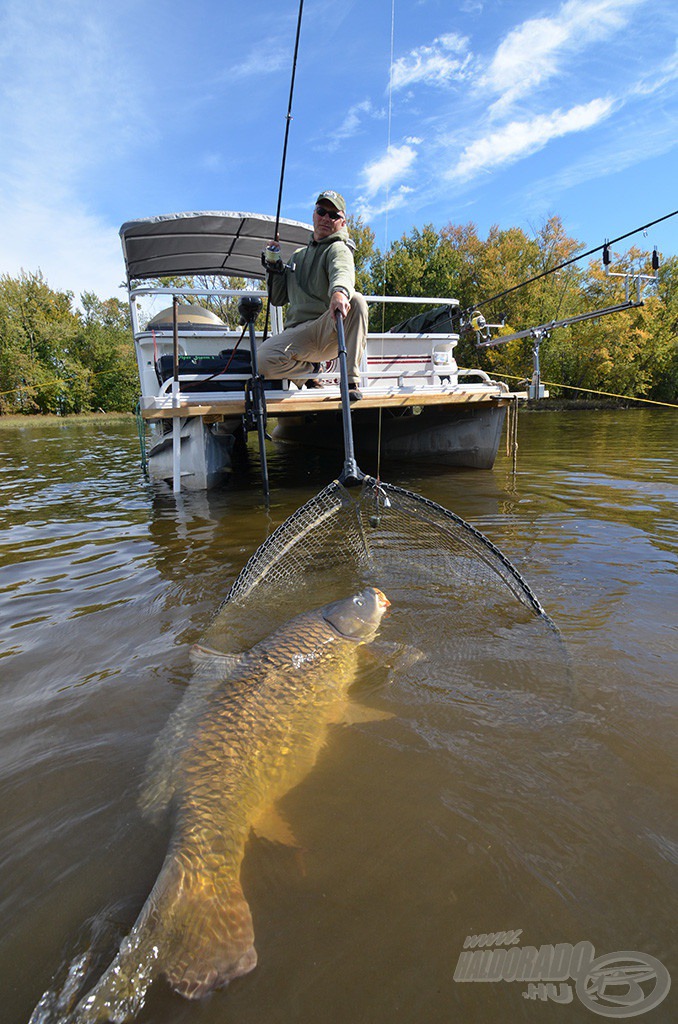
[1,216,675,415]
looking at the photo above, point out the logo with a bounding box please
[576,951,671,1018]
[454,932,671,1018]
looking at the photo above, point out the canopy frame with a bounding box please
[119,211,313,284]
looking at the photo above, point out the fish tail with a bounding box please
[69,852,256,1019]
[68,925,159,1023]
[156,855,257,999]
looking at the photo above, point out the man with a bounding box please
[257,190,368,401]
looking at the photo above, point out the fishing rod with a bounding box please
[274,0,305,241]
[458,208,678,324]
[245,0,304,506]
[261,0,305,343]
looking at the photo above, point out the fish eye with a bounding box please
[353,597,364,606]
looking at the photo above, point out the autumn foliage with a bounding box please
[0,215,675,415]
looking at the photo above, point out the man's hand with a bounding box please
[262,242,283,272]
[330,290,350,319]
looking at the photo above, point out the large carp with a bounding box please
[67,586,390,1022]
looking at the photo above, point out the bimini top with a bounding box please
[119,211,313,283]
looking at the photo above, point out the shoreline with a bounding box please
[523,398,671,411]
[0,411,135,427]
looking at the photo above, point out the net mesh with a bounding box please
[205,479,557,653]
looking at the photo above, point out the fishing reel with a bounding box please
[467,310,505,345]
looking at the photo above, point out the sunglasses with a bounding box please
[315,206,343,221]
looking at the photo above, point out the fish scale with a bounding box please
[68,588,389,1023]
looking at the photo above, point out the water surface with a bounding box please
[0,409,675,1023]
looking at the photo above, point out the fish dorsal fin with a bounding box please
[139,646,248,822]
[189,644,246,683]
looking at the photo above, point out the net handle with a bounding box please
[336,312,364,486]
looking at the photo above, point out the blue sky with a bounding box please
[0,0,676,302]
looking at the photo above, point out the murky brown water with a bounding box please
[1,409,676,1023]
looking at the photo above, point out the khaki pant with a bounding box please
[257,293,368,385]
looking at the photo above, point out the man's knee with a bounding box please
[255,342,279,378]
[255,344,271,377]
[350,292,369,321]
[346,294,368,353]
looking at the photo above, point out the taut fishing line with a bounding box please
[375,0,397,485]
[463,208,678,320]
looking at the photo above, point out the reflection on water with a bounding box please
[1,410,676,1024]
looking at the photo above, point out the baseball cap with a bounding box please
[316,190,346,215]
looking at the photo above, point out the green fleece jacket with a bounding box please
[268,228,356,328]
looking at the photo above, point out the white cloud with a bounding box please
[321,100,385,152]
[0,196,126,301]
[0,5,138,171]
[361,143,418,196]
[522,101,678,205]
[355,186,413,223]
[0,0,145,299]
[484,0,645,112]
[391,33,473,90]
[230,46,289,78]
[200,153,223,172]
[628,43,678,98]
[450,98,615,181]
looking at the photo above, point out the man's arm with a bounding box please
[326,242,356,319]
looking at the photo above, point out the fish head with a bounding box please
[322,587,390,641]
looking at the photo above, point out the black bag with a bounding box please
[389,304,458,335]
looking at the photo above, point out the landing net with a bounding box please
[205,478,558,655]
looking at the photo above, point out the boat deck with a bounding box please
[139,386,525,420]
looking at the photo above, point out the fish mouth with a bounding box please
[373,588,391,609]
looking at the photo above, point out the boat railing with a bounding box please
[131,284,470,398]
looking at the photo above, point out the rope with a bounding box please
[505,396,519,472]
[135,400,148,475]
[0,366,122,398]
[487,371,678,408]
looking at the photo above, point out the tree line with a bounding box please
[351,214,677,404]
[0,214,675,415]
[0,275,137,415]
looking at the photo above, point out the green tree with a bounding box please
[72,293,138,411]
[0,271,79,414]
[368,224,463,332]
[346,215,376,295]
[0,273,140,414]
[547,247,667,399]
